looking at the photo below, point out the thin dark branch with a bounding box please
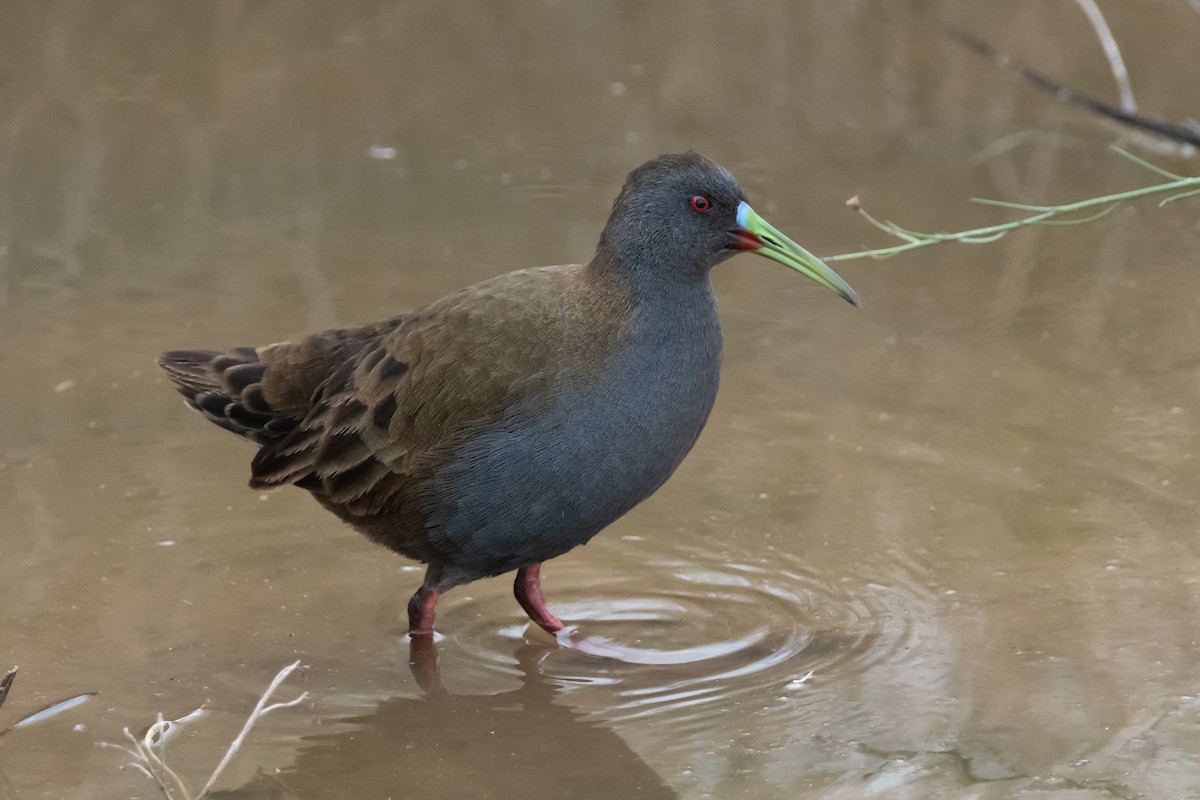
[0,668,15,714]
[948,28,1200,147]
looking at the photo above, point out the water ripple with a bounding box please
[439,538,937,728]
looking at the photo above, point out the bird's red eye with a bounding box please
[690,195,711,212]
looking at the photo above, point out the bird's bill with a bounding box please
[731,201,860,307]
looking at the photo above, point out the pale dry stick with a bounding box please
[100,707,206,800]
[102,662,305,799]
[100,724,192,800]
[147,714,189,800]
[196,660,308,799]
[0,669,101,741]
[1072,0,1137,112]
[144,710,209,799]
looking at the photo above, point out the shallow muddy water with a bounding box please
[2,2,1200,798]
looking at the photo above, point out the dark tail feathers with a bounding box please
[158,348,297,444]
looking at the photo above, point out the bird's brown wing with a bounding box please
[248,265,631,518]
[159,323,400,445]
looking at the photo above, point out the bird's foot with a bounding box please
[541,626,639,661]
[546,625,693,664]
[514,564,566,634]
[406,633,447,694]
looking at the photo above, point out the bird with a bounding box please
[158,152,858,641]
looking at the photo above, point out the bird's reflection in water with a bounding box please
[219,643,676,800]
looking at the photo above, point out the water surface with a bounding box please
[2,2,1199,798]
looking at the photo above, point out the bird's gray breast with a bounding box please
[425,293,722,581]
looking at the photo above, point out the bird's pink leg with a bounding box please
[514,564,565,635]
[407,584,440,636]
[515,565,641,660]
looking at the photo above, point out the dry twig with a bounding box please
[101,661,308,800]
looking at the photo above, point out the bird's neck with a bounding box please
[586,241,713,308]
[583,249,722,385]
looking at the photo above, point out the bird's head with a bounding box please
[598,152,859,307]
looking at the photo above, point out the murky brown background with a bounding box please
[2,2,1199,797]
